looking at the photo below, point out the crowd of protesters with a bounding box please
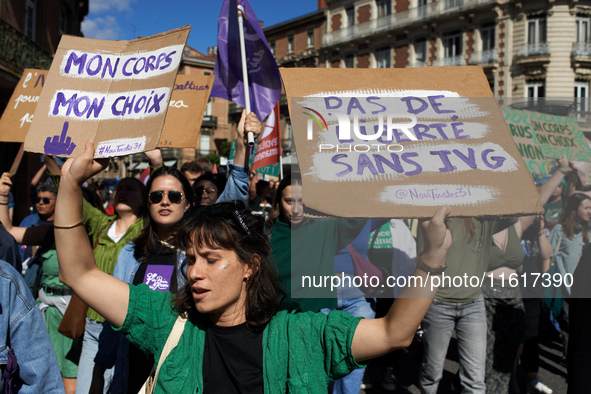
[0,111,589,394]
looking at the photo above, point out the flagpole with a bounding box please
[237,4,255,146]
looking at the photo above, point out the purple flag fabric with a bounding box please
[211,0,282,121]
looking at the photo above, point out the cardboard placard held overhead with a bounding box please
[158,74,215,148]
[24,26,190,158]
[503,107,591,176]
[0,69,48,142]
[281,67,542,218]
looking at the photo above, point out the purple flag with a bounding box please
[211,0,282,121]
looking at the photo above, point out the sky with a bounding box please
[81,0,319,55]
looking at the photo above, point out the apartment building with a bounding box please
[264,5,328,156]
[0,0,88,222]
[320,0,591,125]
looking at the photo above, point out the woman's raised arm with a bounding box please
[351,206,452,361]
[55,140,129,328]
[0,172,49,245]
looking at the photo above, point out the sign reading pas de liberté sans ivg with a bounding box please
[24,26,191,158]
[281,67,542,218]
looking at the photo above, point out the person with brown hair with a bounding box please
[53,139,452,393]
[548,192,591,362]
[180,161,204,186]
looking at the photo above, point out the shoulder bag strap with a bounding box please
[149,315,187,393]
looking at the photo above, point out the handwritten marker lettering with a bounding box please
[381,184,497,206]
[95,137,146,158]
[44,121,76,155]
[19,113,34,128]
[60,45,184,81]
[49,88,170,121]
[14,95,40,109]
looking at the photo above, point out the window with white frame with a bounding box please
[200,132,211,155]
[307,30,314,48]
[377,0,391,18]
[344,55,355,68]
[415,39,427,65]
[575,80,589,115]
[287,35,294,53]
[481,24,495,51]
[527,16,547,45]
[526,80,545,99]
[376,47,391,68]
[443,31,462,58]
[25,0,36,40]
[576,17,590,43]
[205,100,212,116]
[269,40,275,55]
[418,0,428,17]
[346,7,355,26]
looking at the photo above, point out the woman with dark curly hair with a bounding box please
[54,140,452,393]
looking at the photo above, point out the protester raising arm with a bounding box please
[0,172,49,245]
[351,206,452,361]
[54,140,129,328]
[196,110,262,206]
[234,110,261,168]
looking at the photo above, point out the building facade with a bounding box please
[0,0,88,222]
[320,0,591,127]
[264,5,328,158]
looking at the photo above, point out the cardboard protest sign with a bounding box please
[281,67,543,218]
[0,69,48,142]
[503,107,591,176]
[158,74,214,148]
[24,26,190,158]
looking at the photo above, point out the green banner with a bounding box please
[503,107,591,176]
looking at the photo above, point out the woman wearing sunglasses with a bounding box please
[90,166,193,393]
[54,139,452,393]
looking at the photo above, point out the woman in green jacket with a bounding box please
[53,140,452,393]
[44,153,150,393]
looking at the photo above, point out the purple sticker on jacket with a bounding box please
[144,265,174,291]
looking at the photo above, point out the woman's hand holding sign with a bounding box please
[351,206,452,362]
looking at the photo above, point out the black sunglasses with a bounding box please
[33,196,54,204]
[149,190,184,204]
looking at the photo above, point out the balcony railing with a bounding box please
[469,50,499,65]
[572,42,591,58]
[516,43,551,59]
[201,115,218,128]
[323,0,494,47]
[433,55,466,66]
[0,19,53,76]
